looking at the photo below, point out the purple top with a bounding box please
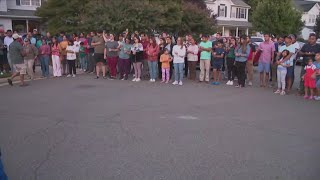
[39,44,51,56]
[259,41,275,63]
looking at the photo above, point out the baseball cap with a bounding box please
[12,33,19,39]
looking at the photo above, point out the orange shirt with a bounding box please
[160,54,172,69]
[59,41,68,55]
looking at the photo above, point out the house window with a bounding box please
[235,8,246,19]
[20,0,41,6]
[218,4,228,17]
[309,14,316,23]
[231,7,236,18]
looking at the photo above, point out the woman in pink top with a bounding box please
[51,37,62,77]
[146,37,159,82]
[39,38,51,78]
[187,38,199,80]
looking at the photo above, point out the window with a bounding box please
[20,0,41,6]
[218,4,227,17]
[309,14,316,23]
[231,8,236,18]
[234,8,247,19]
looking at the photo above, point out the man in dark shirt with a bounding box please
[298,33,320,95]
[212,40,225,85]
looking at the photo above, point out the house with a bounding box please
[294,0,320,40]
[205,0,252,37]
[0,0,43,33]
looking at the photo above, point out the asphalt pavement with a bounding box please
[0,70,319,180]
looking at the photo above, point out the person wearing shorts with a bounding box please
[258,34,275,87]
[7,34,28,87]
[91,30,106,79]
[212,40,225,85]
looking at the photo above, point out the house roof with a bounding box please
[0,9,40,19]
[216,20,252,27]
[293,0,319,12]
[206,0,250,8]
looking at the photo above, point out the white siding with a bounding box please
[301,27,315,40]
[0,0,8,12]
[7,0,40,10]
[304,4,320,27]
[0,18,12,31]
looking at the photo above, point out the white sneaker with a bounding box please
[172,81,178,85]
[152,79,156,82]
[314,96,320,101]
[132,78,137,82]
[280,91,286,96]
[67,74,71,78]
[274,89,281,94]
[72,74,76,78]
[248,82,253,86]
[150,79,153,82]
[229,81,233,86]
[136,78,141,82]
[179,81,183,86]
[226,81,231,85]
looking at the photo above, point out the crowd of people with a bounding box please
[1,29,320,100]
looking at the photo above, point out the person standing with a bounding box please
[235,35,251,88]
[59,35,69,75]
[66,41,77,77]
[51,37,61,77]
[246,36,256,86]
[172,37,186,86]
[184,35,192,77]
[86,32,95,73]
[131,36,144,82]
[79,42,87,72]
[165,36,174,80]
[271,36,285,86]
[118,37,132,80]
[4,30,13,72]
[258,34,275,87]
[39,39,51,78]
[141,34,149,79]
[297,33,320,95]
[212,40,225,85]
[274,50,291,95]
[22,38,38,79]
[199,35,212,83]
[158,37,166,79]
[146,37,160,82]
[187,38,199,81]
[7,34,27,87]
[104,33,120,80]
[91,30,106,79]
[160,48,172,83]
[226,37,236,85]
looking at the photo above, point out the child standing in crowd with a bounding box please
[66,41,77,77]
[314,53,320,100]
[274,50,290,95]
[226,37,236,85]
[212,40,225,85]
[79,42,87,72]
[172,37,186,86]
[187,38,199,81]
[160,48,172,83]
[39,39,51,78]
[51,37,61,77]
[146,37,159,82]
[131,36,143,82]
[302,58,317,100]
[158,37,167,79]
[74,36,81,68]
[119,37,132,80]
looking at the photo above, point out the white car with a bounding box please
[250,36,264,46]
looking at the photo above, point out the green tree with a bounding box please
[314,12,320,37]
[252,0,304,36]
[36,0,215,36]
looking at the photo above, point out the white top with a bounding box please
[172,45,186,63]
[66,45,77,60]
[291,42,300,60]
[4,36,13,51]
[74,41,81,53]
[187,44,199,62]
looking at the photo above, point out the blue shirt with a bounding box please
[119,42,132,59]
[214,48,225,61]
[235,45,250,62]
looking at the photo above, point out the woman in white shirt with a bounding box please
[172,37,186,85]
[187,38,199,81]
[66,41,77,77]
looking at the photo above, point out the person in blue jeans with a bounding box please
[172,37,186,86]
[0,149,8,180]
[39,39,50,78]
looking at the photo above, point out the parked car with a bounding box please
[250,36,264,46]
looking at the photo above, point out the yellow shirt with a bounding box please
[59,41,68,56]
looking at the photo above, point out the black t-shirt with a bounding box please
[300,43,320,64]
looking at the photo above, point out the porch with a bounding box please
[216,20,252,37]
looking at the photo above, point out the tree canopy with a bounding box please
[314,12,320,37]
[252,0,304,36]
[36,0,216,36]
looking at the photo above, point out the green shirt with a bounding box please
[199,41,212,60]
[79,46,86,58]
[9,41,24,64]
[227,47,235,58]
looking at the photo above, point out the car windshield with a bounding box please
[251,38,263,42]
